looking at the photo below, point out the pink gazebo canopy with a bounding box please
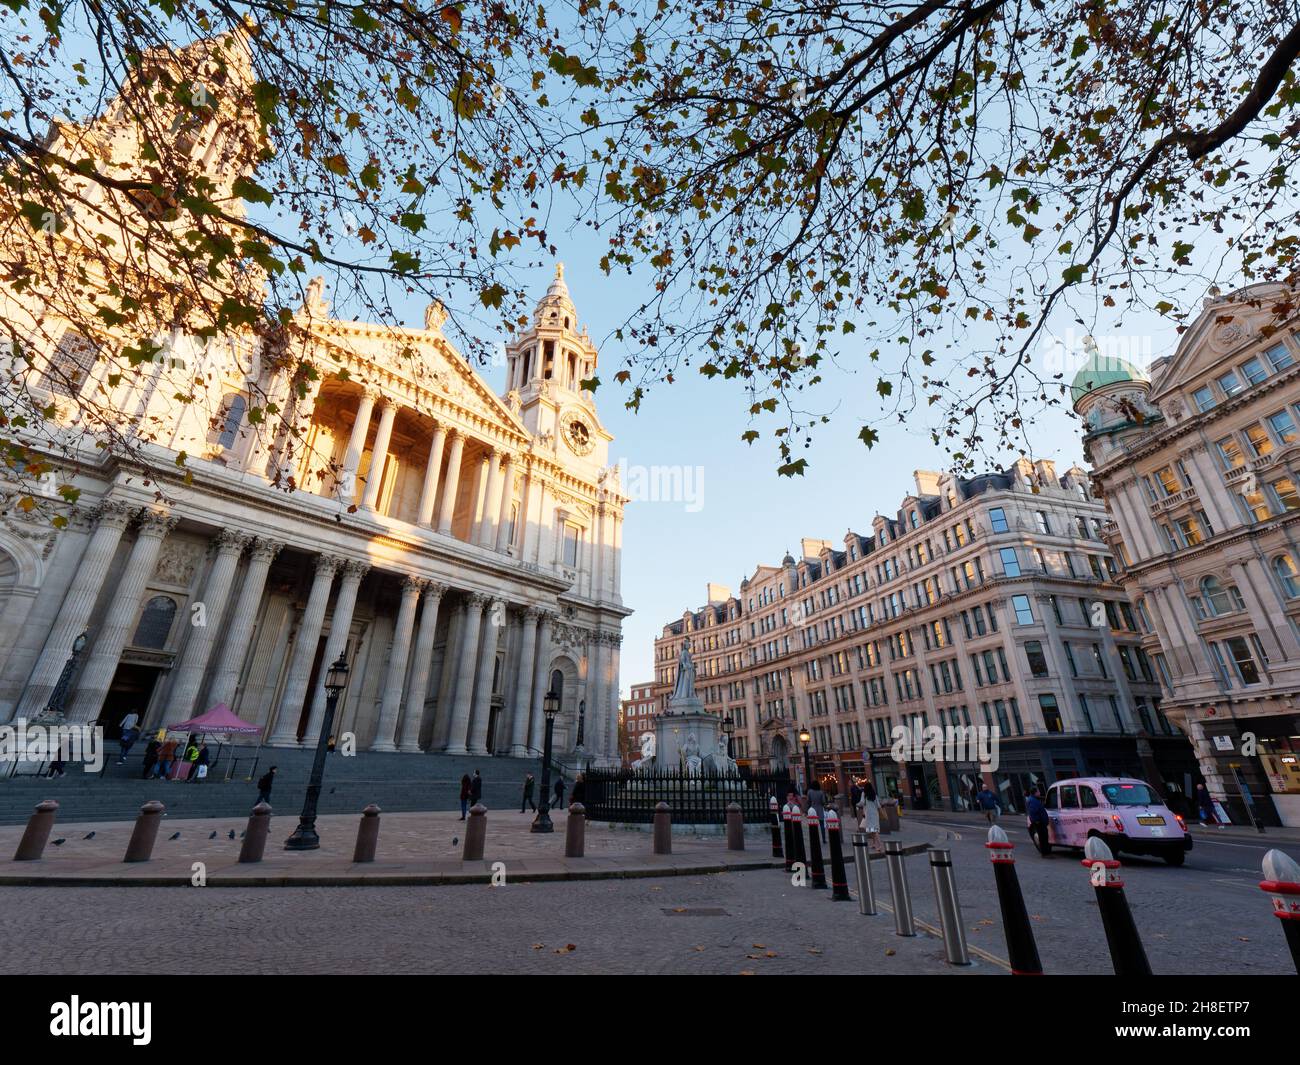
[165,703,263,735]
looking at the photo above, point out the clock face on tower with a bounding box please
[560,408,595,457]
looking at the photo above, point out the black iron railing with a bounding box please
[582,768,794,825]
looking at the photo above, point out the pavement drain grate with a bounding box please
[662,907,730,917]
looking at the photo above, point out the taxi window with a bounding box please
[1045,788,1059,810]
[1060,785,1079,809]
[1079,786,1099,808]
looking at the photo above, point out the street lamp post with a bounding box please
[531,689,561,834]
[722,713,735,759]
[799,725,813,795]
[36,631,88,724]
[284,653,349,851]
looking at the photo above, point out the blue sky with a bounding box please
[481,246,1193,695]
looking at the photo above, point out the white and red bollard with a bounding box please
[1260,848,1300,974]
[1082,836,1151,976]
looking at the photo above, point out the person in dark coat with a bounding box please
[256,766,277,805]
[470,770,483,807]
[1025,787,1051,855]
[1195,783,1216,825]
[140,737,161,780]
[193,742,210,784]
[521,773,536,812]
[459,773,472,819]
[569,774,586,808]
[553,775,565,810]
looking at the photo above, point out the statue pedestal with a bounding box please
[655,701,720,772]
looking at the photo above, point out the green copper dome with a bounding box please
[1070,353,1147,407]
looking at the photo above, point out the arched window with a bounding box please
[1200,576,1233,616]
[217,394,246,449]
[38,330,98,397]
[1275,555,1300,598]
[132,596,178,649]
[549,669,564,703]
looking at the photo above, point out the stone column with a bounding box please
[517,465,535,562]
[360,399,397,511]
[473,450,496,546]
[339,388,377,502]
[507,608,540,756]
[16,500,133,717]
[611,511,623,598]
[302,559,369,743]
[267,554,341,745]
[605,633,623,763]
[416,423,447,527]
[397,582,447,752]
[494,454,516,552]
[435,430,465,535]
[528,611,554,753]
[592,504,607,601]
[205,539,283,711]
[467,597,504,754]
[165,529,250,718]
[370,575,424,751]
[586,634,605,758]
[67,509,177,723]
[443,593,487,754]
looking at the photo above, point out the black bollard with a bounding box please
[781,802,796,872]
[768,796,784,860]
[805,808,827,890]
[825,809,851,901]
[1260,848,1300,974]
[1082,837,1151,976]
[985,825,1043,975]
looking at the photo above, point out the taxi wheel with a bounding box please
[1163,849,1186,867]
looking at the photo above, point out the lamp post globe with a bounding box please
[798,725,813,795]
[531,689,561,834]
[285,652,349,850]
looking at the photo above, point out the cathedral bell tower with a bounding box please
[504,263,611,475]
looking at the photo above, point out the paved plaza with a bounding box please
[0,806,1293,975]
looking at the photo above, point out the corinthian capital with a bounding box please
[136,508,178,537]
[92,499,134,531]
[250,539,285,564]
[213,528,252,554]
[341,559,371,581]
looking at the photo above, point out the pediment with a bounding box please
[1150,283,1299,401]
[302,317,529,439]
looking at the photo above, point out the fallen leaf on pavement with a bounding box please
[884,949,896,956]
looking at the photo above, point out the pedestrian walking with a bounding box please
[570,773,586,807]
[1026,787,1051,855]
[977,783,1000,824]
[807,783,828,841]
[154,737,178,780]
[193,742,211,783]
[140,737,160,780]
[553,775,564,810]
[1195,783,1216,826]
[117,711,141,764]
[459,773,471,819]
[862,780,882,853]
[521,773,536,812]
[256,765,277,805]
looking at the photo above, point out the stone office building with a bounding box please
[652,461,1194,812]
[0,35,629,763]
[1075,282,1300,826]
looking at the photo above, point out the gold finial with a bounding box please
[555,262,565,280]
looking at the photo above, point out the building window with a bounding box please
[999,547,1021,577]
[1010,594,1034,625]
[1266,341,1296,370]
[132,596,178,649]
[1269,478,1300,512]
[1274,554,1300,598]
[38,330,99,397]
[1199,576,1241,616]
[562,524,581,567]
[1241,356,1269,386]
[1267,409,1298,445]
[1224,636,1261,685]
[1024,640,1049,678]
[1153,466,1182,497]
[1215,435,1245,471]
[216,394,246,449]
[1038,694,1063,733]
[1035,511,1050,535]
[1245,422,1274,458]
[988,507,1009,533]
[1192,385,1216,412]
[1217,370,1243,398]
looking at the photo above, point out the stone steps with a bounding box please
[0,749,588,825]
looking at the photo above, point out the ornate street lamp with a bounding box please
[36,631,88,725]
[798,725,813,794]
[721,713,735,758]
[575,698,586,750]
[531,689,561,834]
[285,653,349,851]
